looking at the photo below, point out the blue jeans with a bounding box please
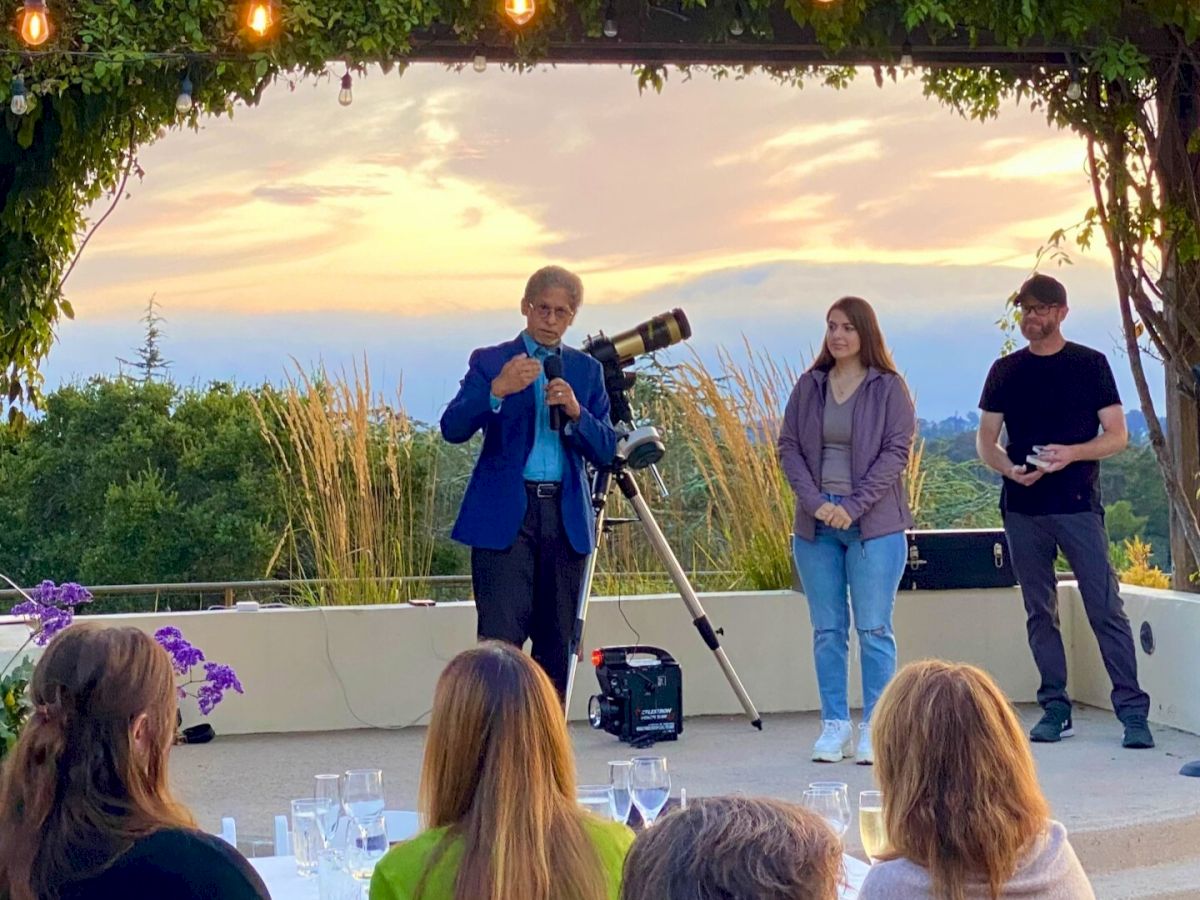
[792,502,906,722]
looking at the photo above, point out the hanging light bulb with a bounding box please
[20,0,50,46]
[1065,54,1083,101]
[504,0,535,27]
[175,75,194,114]
[729,1,744,36]
[472,53,488,73]
[900,41,914,74]
[9,75,28,116]
[603,1,618,38]
[246,0,274,37]
[338,71,353,107]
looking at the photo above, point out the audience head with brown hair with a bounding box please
[0,623,193,899]
[864,659,1093,900]
[371,640,633,900]
[620,795,843,900]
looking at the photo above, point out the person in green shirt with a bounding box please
[370,642,634,900]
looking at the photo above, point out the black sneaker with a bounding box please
[1121,715,1155,749]
[1030,704,1073,743]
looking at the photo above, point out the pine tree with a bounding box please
[117,295,172,383]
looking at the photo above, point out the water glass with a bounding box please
[630,756,670,827]
[808,781,851,831]
[342,769,385,821]
[292,798,326,877]
[802,788,849,838]
[578,784,616,820]
[317,848,361,900]
[608,760,633,825]
[858,790,887,862]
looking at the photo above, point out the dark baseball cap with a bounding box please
[1014,273,1067,307]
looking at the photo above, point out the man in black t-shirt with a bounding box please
[976,274,1153,749]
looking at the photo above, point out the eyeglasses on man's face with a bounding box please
[1019,302,1061,317]
[528,301,575,322]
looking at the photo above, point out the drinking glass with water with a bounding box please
[608,760,633,825]
[630,756,670,827]
[341,769,385,821]
[291,798,326,877]
[577,784,616,820]
[801,788,849,838]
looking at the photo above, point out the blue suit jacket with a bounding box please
[441,334,619,555]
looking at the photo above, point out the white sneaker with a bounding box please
[856,721,874,766]
[812,719,854,763]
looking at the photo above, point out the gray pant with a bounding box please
[1003,510,1150,720]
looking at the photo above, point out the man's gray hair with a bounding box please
[523,265,584,310]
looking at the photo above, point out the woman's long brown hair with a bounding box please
[872,660,1050,900]
[417,642,606,900]
[0,622,194,900]
[809,296,901,375]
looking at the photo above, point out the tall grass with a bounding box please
[655,343,801,590]
[254,361,437,605]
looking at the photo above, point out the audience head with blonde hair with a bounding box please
[400,641,620,900]
[871,660,1052,900]
[621,796,843,900]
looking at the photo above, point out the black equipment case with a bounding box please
[900,529,1016,591]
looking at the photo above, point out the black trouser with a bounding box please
[1004,510,1150,720]
[471,483,587,699]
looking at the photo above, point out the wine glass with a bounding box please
[802,788,849,838]
[808,781,851,832]
[342,769,385,821]
[609,760,633,825]
[630,756,670,827]
[858,790,887,862]
[577,784,616,820]
[314,773,342,845]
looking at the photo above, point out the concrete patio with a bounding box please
[174,706,1200,900]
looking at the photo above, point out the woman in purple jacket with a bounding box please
[777,296,915,765]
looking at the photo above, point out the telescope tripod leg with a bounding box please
[614,469,763,730]
[563,469,612,717]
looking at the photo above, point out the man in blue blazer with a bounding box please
[441,266,619,696]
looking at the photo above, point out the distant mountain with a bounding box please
[919,409,1163,445]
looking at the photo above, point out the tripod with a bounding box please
[561,436,763,731]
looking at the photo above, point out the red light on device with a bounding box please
[591,649,604,668]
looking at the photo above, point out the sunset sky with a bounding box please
[49,63,1159,423]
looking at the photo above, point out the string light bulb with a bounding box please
[9,75,28,116]
[175,75,194,114]
[20,0,50,46]
[900,41,914,74]
[246,0,274,37]
[1065,54,1083,100]
[338,71,353,107]
[472,53,487,73]
[729,1,744,36]
[504,0,535,27]
[603,1,617,38]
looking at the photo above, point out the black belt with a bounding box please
[525,481,560,499]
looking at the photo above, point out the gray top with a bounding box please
[858,820,1094,900]
[820,386,858,496]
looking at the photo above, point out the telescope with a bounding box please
[582,309,691,425]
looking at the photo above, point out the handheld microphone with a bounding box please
[544,354,564,431]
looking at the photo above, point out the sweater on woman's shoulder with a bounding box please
[858,820,1094,900]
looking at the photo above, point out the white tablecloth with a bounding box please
[252,852,871,900]
[250,856,319,900]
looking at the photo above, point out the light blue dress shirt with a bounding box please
[489,332,566,483]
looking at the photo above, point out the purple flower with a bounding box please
[9,581,93,646]
[154,627,205,676]
[196,664,244,715]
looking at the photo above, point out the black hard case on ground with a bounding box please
[900,529,1016,591]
